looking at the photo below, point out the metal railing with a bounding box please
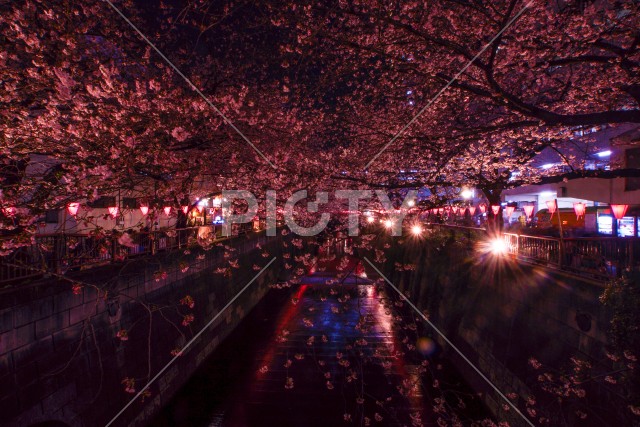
[0,225,259,284]
[427,224,638,281]
[504,233,639,280]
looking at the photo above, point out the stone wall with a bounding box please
[0,232,294,427]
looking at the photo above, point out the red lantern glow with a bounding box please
[468,206,476,216]
[523,205,534,219]
[546,200,557,215]
[2,207,16,216]
[438,208,444,215]
[573,202,586,219]
[491,205,500,215]
[610,204,629,220]
[197,205,204,213]
[108,206,119,218]
[452,206,459,214]
[67,203,79,216]
[163,206,171,216]
[479,204,487,213]
[139,206,149,216]
[505,206,515,218]
[181,205,189,214]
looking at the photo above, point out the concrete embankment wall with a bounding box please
[0,233,296,427]
[365,230,616,426]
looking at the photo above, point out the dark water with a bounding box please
[149,254,488,427]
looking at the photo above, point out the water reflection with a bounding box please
[151,243,486,427]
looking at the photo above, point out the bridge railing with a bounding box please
[0,225,260,284]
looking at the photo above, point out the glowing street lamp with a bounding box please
[489,238,508,256]
[384,219,393,229]
[366,215,375,223]
[573,202,586,219]
[411,224,423,235]
[460,188,474,199]
[67,203,79,216]
[407,199,415,207]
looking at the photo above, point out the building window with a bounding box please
[87,196,116,208]
[122,198,138,209]
[45,210,60,223]
[625,147,640,191]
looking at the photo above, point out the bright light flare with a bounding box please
[384,219,394,228]
[411,224,423,236]
[407,199,415,207]
[489,238,508,256]
[366,216,375,223]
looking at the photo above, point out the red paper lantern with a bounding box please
[491,205,500,215]
[67,203,79,216]
[505,206,515,218]
[181,205,189,214]
[139,205,149,216]
[546,200,557,215]
[108,206,119,218]
[479,204,487,213]
[2,207,16,216]
[573,202,586,219]
[163,206,171,216]
[468,206,476,215]
[523,205,534,219]
[452,206,459,214]
[610,204,629,220]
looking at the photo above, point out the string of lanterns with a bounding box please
[423,201,630,222]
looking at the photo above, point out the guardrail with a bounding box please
[426,224,638,281]
[504,233,639,281]
[0,225,259,285]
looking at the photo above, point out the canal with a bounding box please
[150,248,489,426]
